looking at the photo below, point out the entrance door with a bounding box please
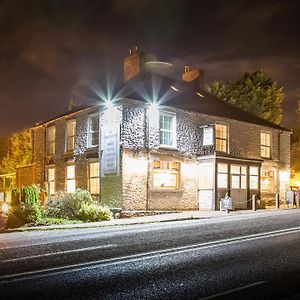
[230,165,247,209]
[198,162,214,210]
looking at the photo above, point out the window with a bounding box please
[159,112,176,147]
[88,161,100,195]
[261,132,271,158]
[261,167,275,192]
[250,166,259,189]
[46,125,56,155]
[66,165,75,193]
[66,119,76,151]
[47,167,55,195]
[215,124,228,152]
[153,160,180,189]
[88,113,99,147]
[217,163,228,188]
[230,165,247,189]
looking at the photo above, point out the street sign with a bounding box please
[220,197,233,210]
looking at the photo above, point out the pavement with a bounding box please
[1,208,296,233]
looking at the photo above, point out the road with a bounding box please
[0,209,300,299]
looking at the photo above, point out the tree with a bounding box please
[208,70,284,125]
[0,129,32,174]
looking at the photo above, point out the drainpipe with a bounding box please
[145,107,150,211]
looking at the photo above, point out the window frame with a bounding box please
[88,160,100,195]
[46,125,56,155]
[159,111,176,148]
[47,167,55,196]
[88,113,99,148]
[215,123,228,153]
[249,166,259,190]
[217,163,228,189]
[152,160,180,189]
[66,164,76,193]
[260,131,271,158]
[66,119,76,152]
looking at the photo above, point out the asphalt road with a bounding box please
[0,209,300,300]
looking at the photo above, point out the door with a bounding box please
[198,162,214,210]
[230,165,247,209]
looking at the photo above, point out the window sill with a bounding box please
[159,145,177,150]
[150,188,183,193]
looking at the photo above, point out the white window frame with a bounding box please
[66,119,76,152]
[249,166,259,190]
[88,160,100,195]
[217,163,228,189]
[261,131,271,158]
[66,164,76,193]
[88,113,99,148]
[215,124,228,153]
[159,112,176,148]
[47,167,55,196]
[46,125,56,155]
[153,160,180,189]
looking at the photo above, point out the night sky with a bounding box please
[1,0,300,137]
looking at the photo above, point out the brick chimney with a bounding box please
[182,66,205,90]
[124,47,142,82]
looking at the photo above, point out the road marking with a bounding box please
[1,244,116,263]
[0,226,300,283]
[199,281,267,299]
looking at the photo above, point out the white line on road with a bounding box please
[199,281,268,299]
[1,244,116,263]
[1,226,300,283]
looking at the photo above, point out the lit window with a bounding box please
[261,132,271,158]
[88,161,99,195]
[217,163,228,188]
[250,166,259,189]
[261,167,275,192]
[215,124,228,152]
[230,165,247,189]
[46,125,56,155]
[159,112,176,147]
[153,160,180,189]
[88,114,99,147]
[66,119,76,151]
[47,167,55,195]
[66,165,75,193]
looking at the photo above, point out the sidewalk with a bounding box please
[2,208,295,233]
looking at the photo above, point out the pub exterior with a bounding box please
[31,48,291,211]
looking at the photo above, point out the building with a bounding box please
[31,48,291,211]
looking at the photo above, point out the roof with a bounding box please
[34,105,96,128]
[121,72,290,131]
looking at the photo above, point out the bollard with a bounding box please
[276,192,280,209]
[252,194,256,211]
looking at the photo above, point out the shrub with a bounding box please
[78,203,113,222]
[22,185,40,204]
[6,203,42,228]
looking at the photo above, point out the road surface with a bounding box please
[0,209,300,299]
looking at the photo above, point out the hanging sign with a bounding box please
[203,127,213,146]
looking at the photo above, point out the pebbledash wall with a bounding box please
[120,98,290,210]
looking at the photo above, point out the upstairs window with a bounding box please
[153,160,180,189]
[88,161,100,195]
[46,125,56,155]
[66,119,76,152]
[261,132,271,158]
[88,113,99,148]
[47,167,55,195]
[159,112,176,147]
[215,124,228,152]
[66,164,75,193]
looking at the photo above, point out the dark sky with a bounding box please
[1,0,300,137]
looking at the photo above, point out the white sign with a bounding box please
[203,127,213,146]
[102,125,119,174]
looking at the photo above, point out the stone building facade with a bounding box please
[31,48,291,211]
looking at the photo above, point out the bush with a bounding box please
[22,185,40,204]
[6,203,42,228]
[78,203,113,222]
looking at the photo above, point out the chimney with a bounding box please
[182,66,206,90]
[124,47,141,82]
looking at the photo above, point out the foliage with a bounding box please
[33,217,83,226]
[44,189,112,222]
[208,70,284,125]
[6,203,42,228]
[78,203,113,222]
[21,185,40,204]
[0,128,33,174]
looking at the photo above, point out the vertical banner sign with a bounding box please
[103,125,119,174]
[203,126,213,146]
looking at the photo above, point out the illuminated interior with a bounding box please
[153,160,180,189]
